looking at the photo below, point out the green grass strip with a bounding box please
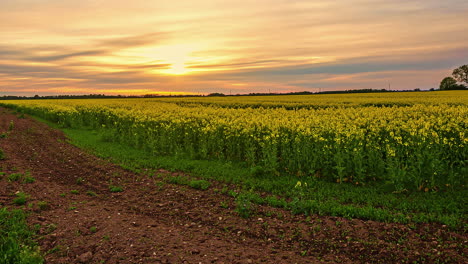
[0,207,43,264]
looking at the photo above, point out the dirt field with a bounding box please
[0,108,466,263]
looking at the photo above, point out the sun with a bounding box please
[166,60,188,75]
[132,43,207,75]
[136,44,197,75]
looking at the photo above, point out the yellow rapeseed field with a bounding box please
[2,91,467,191]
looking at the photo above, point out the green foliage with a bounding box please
[109,185,124,193]
[86,191,97,197]
[76,177,85,185]
[290,181,311,215]
[0,149,5,160]
[36,201,50,211]
[439,77,457,90]
[7,173,22,182]
[6,172,34,183]
[0,208,43,264]
[13,192,28,206]
[167,176,211,190]
[70,190,79,194]
[452,64,468,84]
[188,180,211,190]
[167,175,189,185]
[23,176,36,184]
[8,121,14,131]
[235,192,256,218]
[44,223,57,234]
[264,196,288,208]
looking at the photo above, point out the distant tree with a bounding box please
[207,93,226,97]
[439,77,457,90]
[452,65,468,84]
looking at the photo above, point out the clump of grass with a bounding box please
[0,148,5,160]
[6,171,35,183]
[0,207,43,263]
[8,120,14,131]
[167,176,211,190]
[109,185,124,193]
[45,223,57,233]
[167,175,189,185]
[37,201,50,211]
[47,245,62,255]
[76,177,85,185]
[13,192,28,205]
[86,190,97,197]
[235,192,257,218]
[23,176,36,184]
[8,173,23,182]
[70,190,79,194]
[188,180,211,190]
[90,226,97,233]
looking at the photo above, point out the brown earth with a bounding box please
[0,108,466,264]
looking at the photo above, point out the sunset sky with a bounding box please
[1,0,467,96]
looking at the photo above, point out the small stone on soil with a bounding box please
[77,251,93,263]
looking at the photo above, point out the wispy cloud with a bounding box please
[95,32,169,49]
[28,50,107,62]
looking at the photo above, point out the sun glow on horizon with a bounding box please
[137,44,203,75]
[165,61,189,75]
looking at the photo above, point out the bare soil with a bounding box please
[0,108,466,264]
